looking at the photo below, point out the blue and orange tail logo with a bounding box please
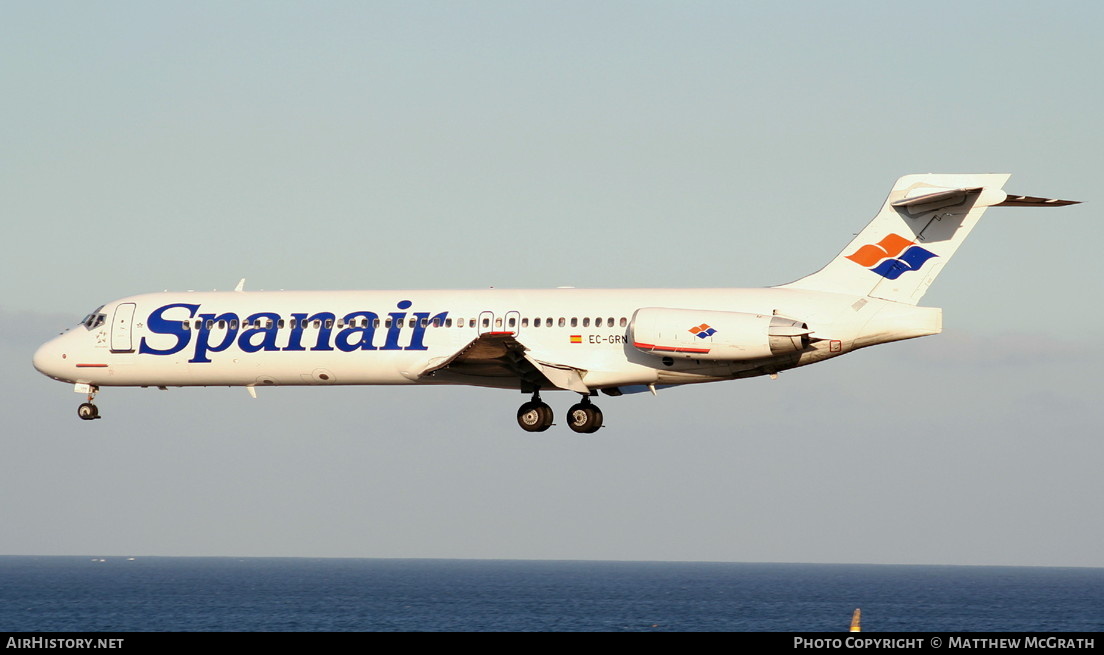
[846,233,937,280]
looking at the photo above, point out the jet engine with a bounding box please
[630,307,811,361]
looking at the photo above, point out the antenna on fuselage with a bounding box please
[234,278,246,292]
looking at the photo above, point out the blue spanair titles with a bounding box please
[139,301,449,363]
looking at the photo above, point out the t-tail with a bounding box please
[780,174,1079,305]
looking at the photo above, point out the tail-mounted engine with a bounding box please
[630,307,811,361]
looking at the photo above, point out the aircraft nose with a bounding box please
[33,336,70,381]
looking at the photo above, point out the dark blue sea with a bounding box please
[1,557,1101,632]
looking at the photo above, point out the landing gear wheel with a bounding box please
[77,403,100,421]
[566,402,603,434]
[517,401,554,432]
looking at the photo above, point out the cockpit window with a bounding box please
[80,305,107,330]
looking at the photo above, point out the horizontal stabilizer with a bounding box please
[996,194,1080,207]
[891,187,986,215]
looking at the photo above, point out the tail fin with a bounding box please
[779,174,1078,305]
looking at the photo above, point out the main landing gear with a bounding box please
[77,386,101,421]
[517,392,554,432]
[566,396,603,434]
[516,393,604,433]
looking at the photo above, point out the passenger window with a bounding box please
[620,317,627,327]
[582,317,590,327]
[558,317,565,327]
[182,321,190,331]
[521,318,528,328]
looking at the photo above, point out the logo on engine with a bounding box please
[846,233,937,280]
[689,323,716,339]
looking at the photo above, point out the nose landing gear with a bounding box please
[77,386,101,421]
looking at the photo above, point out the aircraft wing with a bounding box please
[406,332,590,394]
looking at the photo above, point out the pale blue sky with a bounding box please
[2,1,1102,565]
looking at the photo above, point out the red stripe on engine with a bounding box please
[632,342,711,354]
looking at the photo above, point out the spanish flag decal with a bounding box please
[570,335,582,344]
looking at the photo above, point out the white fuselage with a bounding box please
[32,286,941,394]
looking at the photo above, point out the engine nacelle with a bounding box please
[630,307,811,361]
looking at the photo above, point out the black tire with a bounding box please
[535,403,553,431]
[567,403,602,433]
[517,402,553,432]
[77,403,99,421]
[584,405,603,433]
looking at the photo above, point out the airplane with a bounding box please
[32,174,1077,432]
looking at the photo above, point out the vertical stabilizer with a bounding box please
[780,174,1011,305]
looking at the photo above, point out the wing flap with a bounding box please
[412,333,589,393]
[522,357,590,394]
